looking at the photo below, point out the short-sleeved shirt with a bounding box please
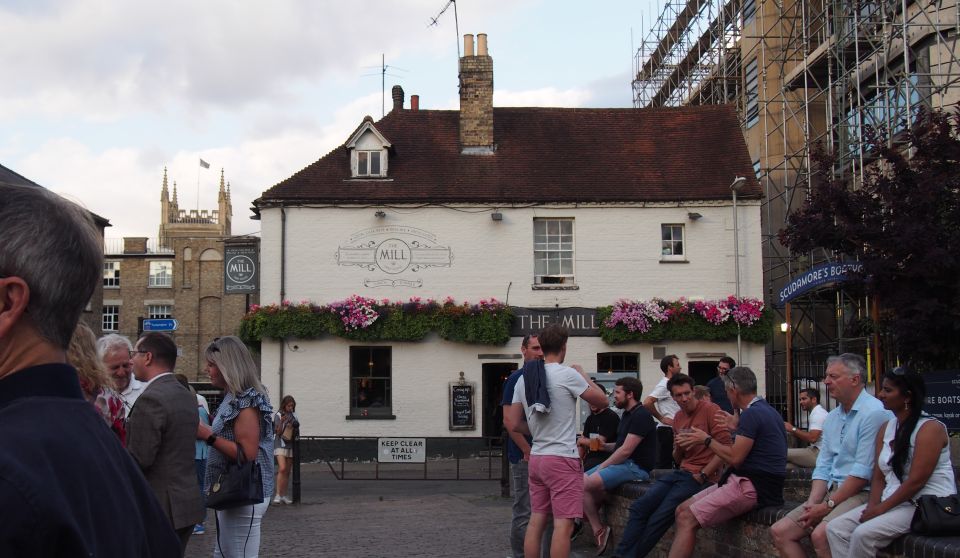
[513,362,588,458]
[583,408,620,470]
[735,397,787,476]
[205,388,276,499]
[673,400,732,474]
[813,389,891,485]
[806,404,829,451]
[616,404,658,471]
[501,368,532,464]
[648,377,681,425]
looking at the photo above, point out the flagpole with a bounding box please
[196,162,200,211]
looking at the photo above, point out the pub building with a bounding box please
[251,34,764,440]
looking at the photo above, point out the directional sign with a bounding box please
[142,318,179,332]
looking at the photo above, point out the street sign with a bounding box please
[142,318,179,332]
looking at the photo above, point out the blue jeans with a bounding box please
[614,470,706,558]
[510,460,552,558]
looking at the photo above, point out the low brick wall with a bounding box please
[603,468,960,558]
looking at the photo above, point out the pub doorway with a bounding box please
[688,360,719,387]
[482,363,519,439]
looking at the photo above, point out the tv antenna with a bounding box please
[362,54,408,117]
[429,0,460,59]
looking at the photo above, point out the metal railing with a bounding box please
[293,435,505,481]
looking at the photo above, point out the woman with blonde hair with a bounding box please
[196,336,274,557]
[68,323,126,444]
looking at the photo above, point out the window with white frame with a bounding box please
[147,305,173,319]
[103,261,120,288]
[356,151,383,177]
[102,305,119,331]
[661,224,685,260]
[534,218,575,284]
[148,261,173,287]
[745,58,760,129]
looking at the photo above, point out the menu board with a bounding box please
[449,383,475,430]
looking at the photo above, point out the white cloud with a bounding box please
[494,87,593,107]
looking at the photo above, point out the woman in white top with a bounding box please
[826,367,956,558]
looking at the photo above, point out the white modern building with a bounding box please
[252,34,765,438]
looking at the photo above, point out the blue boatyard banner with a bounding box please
[923,369,960,432]
[778,262,863,305]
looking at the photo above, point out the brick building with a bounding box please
[102,169,258,379]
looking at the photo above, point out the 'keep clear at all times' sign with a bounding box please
[378,438,426,463]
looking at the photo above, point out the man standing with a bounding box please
[770,354,889,557]
[613,373,730,558]
[0,182,180,556]
[506,324,608,558]
[127,332,205,555]
[706,356,736,414]
[668,366,787,557]
[582,377,657,554]
[643,354,682,469]
[97,333,144,417]
[501,334,551,558]
[784,388,829,468]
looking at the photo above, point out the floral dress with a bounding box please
[91,387,127,446]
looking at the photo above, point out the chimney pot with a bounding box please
[477,33,488,56]
[391,85,404,112]
[463,34,474,57]
[411,95,419,111]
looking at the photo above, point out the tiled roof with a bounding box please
[258,104,760,205]
[0,163,111,226]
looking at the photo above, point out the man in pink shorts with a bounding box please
[506,324,608,558]
[668,366,787,557]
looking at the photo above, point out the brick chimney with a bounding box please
[391,85,404,112]
[459,33,494,154]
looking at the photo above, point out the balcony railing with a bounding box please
[103,238,174,255]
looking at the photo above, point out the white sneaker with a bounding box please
[272,495,282,504]
[281,496,293,504]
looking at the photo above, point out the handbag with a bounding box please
[911,494,960,536]
[281,422,295,443]
[206,444,264,510]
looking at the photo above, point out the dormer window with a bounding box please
[357,151,382,177]
[346,116,391,179]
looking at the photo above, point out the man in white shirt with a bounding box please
[97,333,144,417]
[643,354,682,468]
[784,388,829,468]
[506,324,607,558]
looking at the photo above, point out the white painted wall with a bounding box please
[256,202,766,437]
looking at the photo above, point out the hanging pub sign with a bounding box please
[778,261,863,305]
[224,243,259,294]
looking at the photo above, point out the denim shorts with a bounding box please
[586,460,650,490]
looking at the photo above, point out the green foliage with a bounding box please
[597,306,774,344]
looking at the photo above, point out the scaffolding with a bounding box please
[633,0,960,416]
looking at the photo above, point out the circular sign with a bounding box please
[226,255,256,283]
[374,238,410,274]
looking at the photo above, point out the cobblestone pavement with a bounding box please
[185,463,600,558]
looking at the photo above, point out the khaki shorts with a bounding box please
[785,490,870,531]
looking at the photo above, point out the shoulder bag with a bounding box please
[207,443,264,510]
[911,494,960,536]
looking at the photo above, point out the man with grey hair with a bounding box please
[0,182,180,555]
[667,366,787,557]
[771,353,890,558]
[97,333,144,417]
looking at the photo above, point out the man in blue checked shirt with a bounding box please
[770,353,891,558]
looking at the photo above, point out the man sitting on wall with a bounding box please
[784,388,829,469]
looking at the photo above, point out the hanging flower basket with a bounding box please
[599,296,773,344]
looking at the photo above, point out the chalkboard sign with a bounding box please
[449,383,476,430]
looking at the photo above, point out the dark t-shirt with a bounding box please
[582,408,620,470]
[707,376,734,414]
[617,405,658,471]
[731,397,787,507]
[501,369,531,464]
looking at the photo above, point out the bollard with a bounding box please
[292,426,301,504]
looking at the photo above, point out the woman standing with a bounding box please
[826,368,956,557]
[68,323,126,445]
[273,395,299,504]
[196,336,274,558]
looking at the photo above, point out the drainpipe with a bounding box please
[279,206,287,398]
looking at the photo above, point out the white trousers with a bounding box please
[213,499,270,558]
[826,501,915,558]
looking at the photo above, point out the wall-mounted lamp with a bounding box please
[687,212,703,221]
[780,322,789,333]
[491,211,503,221]
[374,210,386,218]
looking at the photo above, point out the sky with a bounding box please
[1,0,662,239]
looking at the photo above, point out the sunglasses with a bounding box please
[209,337,222,353]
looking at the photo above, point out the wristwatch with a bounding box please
[698,471,709,483]
[827,499,836,509]
[791,426,797,433]
[703,436,713,448]
[206,434,218,446]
